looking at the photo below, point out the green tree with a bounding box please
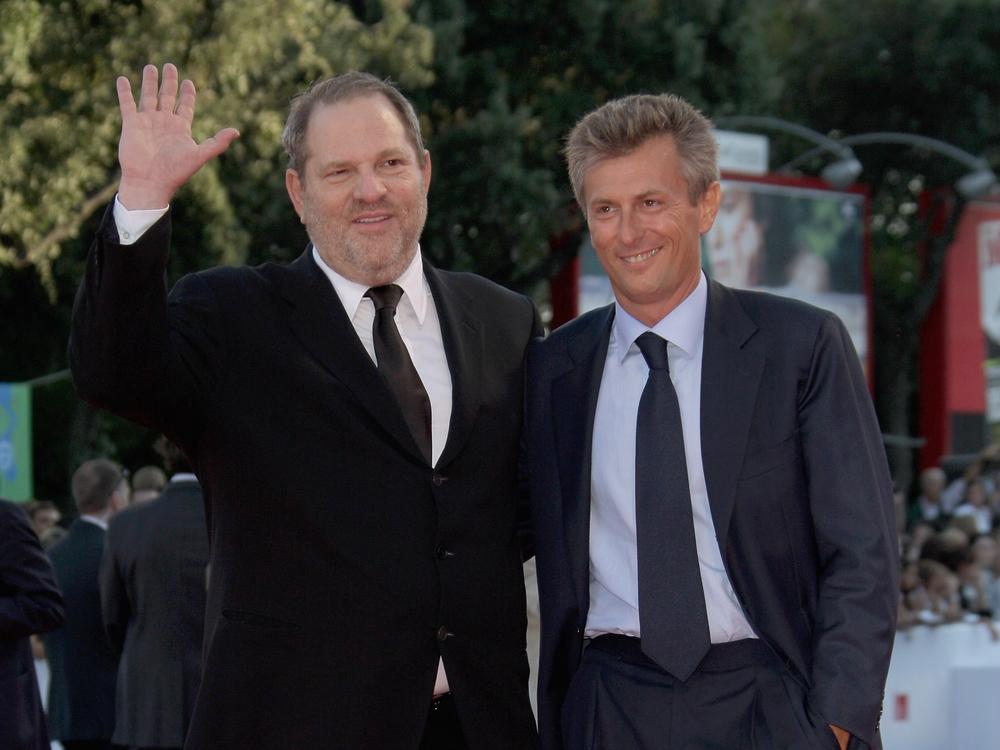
[409,0,785,294]
[767,0,1000,489]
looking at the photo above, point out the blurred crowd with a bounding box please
[896,444,1000,633]
[8,442,206,750]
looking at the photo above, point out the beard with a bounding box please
[303,190,428,286]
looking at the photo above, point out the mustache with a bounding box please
[350,199,396,214]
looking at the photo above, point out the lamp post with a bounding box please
[713,115,863,189]
[781,132,997,199]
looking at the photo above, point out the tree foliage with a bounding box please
[409,0,785,292]
[0,0,433,292]
[768,0,1000,485]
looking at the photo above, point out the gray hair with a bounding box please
[282,71,425,176]
[564,93,719,207]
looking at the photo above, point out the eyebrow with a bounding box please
[589,189,665,207]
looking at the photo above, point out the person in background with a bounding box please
[100,441,208,750]
[0,499,66,750]
[129,466,167,505]
[25,500,63,540]
[44,458,129,750]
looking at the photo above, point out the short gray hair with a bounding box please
[282,71,425,176]
[564,93,719,207]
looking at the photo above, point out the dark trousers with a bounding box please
[562,635,840,750]
[419,693,468,750]
[60,742,118,750]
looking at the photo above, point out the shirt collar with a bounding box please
[170,473,198,484]
[611,271,708,364]
[311,245,429,324]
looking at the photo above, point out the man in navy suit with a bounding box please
[0,499,65,750]
[525,94,897,749]
[45,459,129,750]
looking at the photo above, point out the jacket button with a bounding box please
[435,544,452,560]
[431,472,447,487]
[436,626,453,641]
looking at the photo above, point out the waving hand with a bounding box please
[116,64,239,209]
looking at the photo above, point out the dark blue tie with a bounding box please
[366,285,433,464]
[634,331,711,680]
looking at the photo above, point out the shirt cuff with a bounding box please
[113,195,168,245]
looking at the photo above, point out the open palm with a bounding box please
[117,64,239,209]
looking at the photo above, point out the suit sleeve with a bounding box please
[0,502,65,637]
[799,314,898,746]
[99,521,130,655]
[517,297,545,562]
[69,204,227,445]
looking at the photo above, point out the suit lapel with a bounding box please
[281,248,427,464]
[700,281,764,543]
[551,306,614,616]
[423,263,483,469]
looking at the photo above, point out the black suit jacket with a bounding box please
[0,499,65,750]
[44,518,119,742]
[526,281,898,750]
[70,208,541,749]
[100,478,208,747]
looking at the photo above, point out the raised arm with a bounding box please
[116,63,239,209]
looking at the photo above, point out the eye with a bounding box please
[642,199,660,208]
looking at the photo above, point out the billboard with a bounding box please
[578,176,870,374]
[0,383,32,501]
[979,219,1000,444]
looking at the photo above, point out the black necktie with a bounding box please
[634,331,711,681]
[366,285,432,464]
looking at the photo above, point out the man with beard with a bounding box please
[70,64,540,750]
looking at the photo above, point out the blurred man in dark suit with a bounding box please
[100,442,208,750]
[0,499,65,750]
[45,459,130,750]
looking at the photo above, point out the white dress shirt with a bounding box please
[586,271,756,644]
[79,514,109,531]
[113,197,455,695]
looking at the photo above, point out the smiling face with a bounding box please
[285,94,431,286]
[583,135,720,326]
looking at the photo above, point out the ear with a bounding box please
[286,169,305,222]
[698,181,722,234]
[421,149,432,193]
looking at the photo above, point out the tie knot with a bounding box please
[366,284,403,312]
[635,331,670,371]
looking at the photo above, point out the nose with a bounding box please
[618,208,642,247]
[354,168,387,203]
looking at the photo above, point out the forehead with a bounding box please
[583,135,687,202]
[303,94,413,163]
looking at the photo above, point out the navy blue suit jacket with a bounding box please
[525,281,898,750]
[44,518,119,742]
[0,499,65,750]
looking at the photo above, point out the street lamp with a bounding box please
[713,115,863,190]
[782,132,997,199]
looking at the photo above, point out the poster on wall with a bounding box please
[979,220,1000,444]
[0,383,32,501]
[578,177,870,371]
